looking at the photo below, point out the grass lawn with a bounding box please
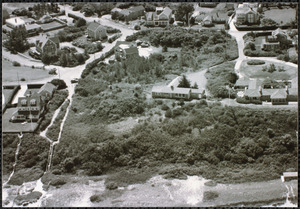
[263,8,296,25]
[240,59,297,80]
[2,59,50,83]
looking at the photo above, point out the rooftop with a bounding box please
[6,17,25,27]
[152,86,191,94]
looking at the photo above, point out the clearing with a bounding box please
[239,59,297,80]
[2,59,51,83]
[263,8,296,25]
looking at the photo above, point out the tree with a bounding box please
[2,9,10,25]
[75,18,86,27]
[4,26,30,53]
[175,3,195,26]
[178,75,191,88]
[261,18,278,27]
[192,82,198,89]
[51,79,67,90]
[60,52,68,67]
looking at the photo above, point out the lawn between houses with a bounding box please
[239,60,297,80]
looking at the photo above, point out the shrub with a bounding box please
[165,109,173,118]
[247,60,265,65]
[48,69,57,75]
[105,181,118,190]
[134,25,141,30]
[90,194,103,203]
[13,61,21,66]
[161,104,169,111]
[51,79,67,90]
[236,97,250,104]
[20,78,26,81]
[203,191,219,202]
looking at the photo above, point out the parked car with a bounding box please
[10,115,26,123]
[28,49,40,59]
[141,42,150,48]
[71,78,79,83]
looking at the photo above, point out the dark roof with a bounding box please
[125,47,138,55]
[235,77,250,86]
[160,7,172,17]
[245,89,261,97]
[87,22,105,32]
[38,82,56,95]
[49,36,59,45]
[271,89,287,99]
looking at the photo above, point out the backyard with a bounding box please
[239,60,297,80]
[263,8,296,25]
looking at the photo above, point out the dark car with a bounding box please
[141,42,150,48]
[71,78,79,83]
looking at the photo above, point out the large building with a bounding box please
[145,7,172,27]
[87,22,107,41]
[235,7,259,25]
[36,34,60,55]
[114,41,139,60]
[5,17,25,29]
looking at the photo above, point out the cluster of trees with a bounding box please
[42,47,89,67]
[31,3,60,19]
[51,100,297,183]
[175,3,195,26]
[261,63,285,73]
[57,26,86,42]
[3,26,30,54]
[205,62,238,98]
[177,75,198,89]
[72,3,115,17]
[126,28,231,49]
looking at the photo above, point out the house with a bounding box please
[244,88,261,101]
[38,82,56,102]
[25,24,41,36]
[145,7,172,27]
[270,89,288,105]
[202,16,213,27]
[36,34,60,55]
[152,86,192,100]
[5,17,25,29]
[261,39,280,51]
[234,77,250,89]
[152,85,205,100]
[235,7,259,25]
[13,92,44,122]
[87,22,107,41]
[114,41,138,60]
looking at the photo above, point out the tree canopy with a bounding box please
[178,75,191,88]
[175,3,195,26]
[4,26,29,53]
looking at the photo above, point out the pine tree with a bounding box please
[178,75,191,88]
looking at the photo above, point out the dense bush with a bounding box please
[108,33,122,43]
[205,62,238,98]
[247,60,265,65]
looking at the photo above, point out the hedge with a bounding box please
[247,60,265,65]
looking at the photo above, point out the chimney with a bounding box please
[15,18,17,23]
[171,86,174,91]
[286,85,289,94]
[27,91,32,97]
[259,86,262,95]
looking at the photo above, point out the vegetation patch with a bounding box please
[205,62,238,98]
[247,60,265,65]
[203,191,219,202]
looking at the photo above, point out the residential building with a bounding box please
[152,85,205,100]
[202,16,213,27]
[114,41,138,60]
[235,7,259,25]
[36,34,60,55]
[145,7,172,27]
[13,92,44,122]
[38,82,57,102]
[5,17,25,29]
[261,38,280,51]
[87,22,107,41]
[234,77,250,89]
[25,24,42,36]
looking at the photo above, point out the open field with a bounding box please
[263,8,296,25]
[239,60,297,80]
[2,59,50,83]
